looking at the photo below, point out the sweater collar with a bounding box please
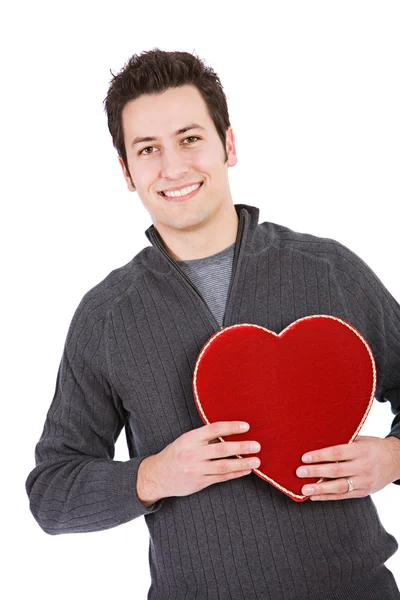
[142,204,260,274]
[144,203,260,253]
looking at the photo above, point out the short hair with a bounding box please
[103,48,231,178]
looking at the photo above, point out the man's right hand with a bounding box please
[136,422,261,507]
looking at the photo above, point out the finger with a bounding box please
[207,456,261,477]
[204,468,253,488]
[204,439,261,460]
[198,421,250,443]
[301,476,362,497]
[296,460,358,480]
[301,442,360,465]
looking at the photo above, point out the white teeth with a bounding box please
[163,183,201,198]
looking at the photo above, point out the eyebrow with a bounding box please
[131,123,206,148]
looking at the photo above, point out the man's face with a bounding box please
[119,84,237,235]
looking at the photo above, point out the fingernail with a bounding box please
[250,442,261,452]
[303,486,315,495]
[298,467,308,477]
[240,422,250,431]
[249,458,260,468]
[302,454,312,463]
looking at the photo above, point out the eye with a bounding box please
[138,146,155,156]
[138,136,200,156]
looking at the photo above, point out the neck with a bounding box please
[155,203,239,261]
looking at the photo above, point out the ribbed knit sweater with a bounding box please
[176,241,235,326]
[26,204,400,599]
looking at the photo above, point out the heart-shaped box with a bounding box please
[192,315,376,502]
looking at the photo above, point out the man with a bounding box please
[26,49,400,599]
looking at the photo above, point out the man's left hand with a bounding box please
[296,435,400,501]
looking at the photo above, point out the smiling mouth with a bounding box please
[158,182,203,200]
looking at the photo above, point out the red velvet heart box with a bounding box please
[192,315,376,502]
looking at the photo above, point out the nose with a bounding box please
[160,146,190,181]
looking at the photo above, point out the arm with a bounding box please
[297,242,400,498]
[336,245,400,456]
[25,299,164,535]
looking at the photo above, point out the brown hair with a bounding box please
[103,48,231,180]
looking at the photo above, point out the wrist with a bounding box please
[385,436,400,482]
[137,455,163,508]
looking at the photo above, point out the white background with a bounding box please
[2,1,399,598]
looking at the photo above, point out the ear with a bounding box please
[225,127,238,167]
[118,156,136,192]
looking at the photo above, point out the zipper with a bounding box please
[222,212,245,328]
[147,212,246,331]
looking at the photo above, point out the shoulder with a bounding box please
[258,221,400,323]
[65,247,151,347]
[260,220,349,257]
[259,220,377,283]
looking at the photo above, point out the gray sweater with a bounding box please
[26,204,400,599]
[176,241,235,327]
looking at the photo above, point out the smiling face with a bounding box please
[119,84,238,240]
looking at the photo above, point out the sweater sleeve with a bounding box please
[25,296,164,535]
[329,243,400,475]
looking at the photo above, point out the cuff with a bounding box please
[106,457,165,519]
